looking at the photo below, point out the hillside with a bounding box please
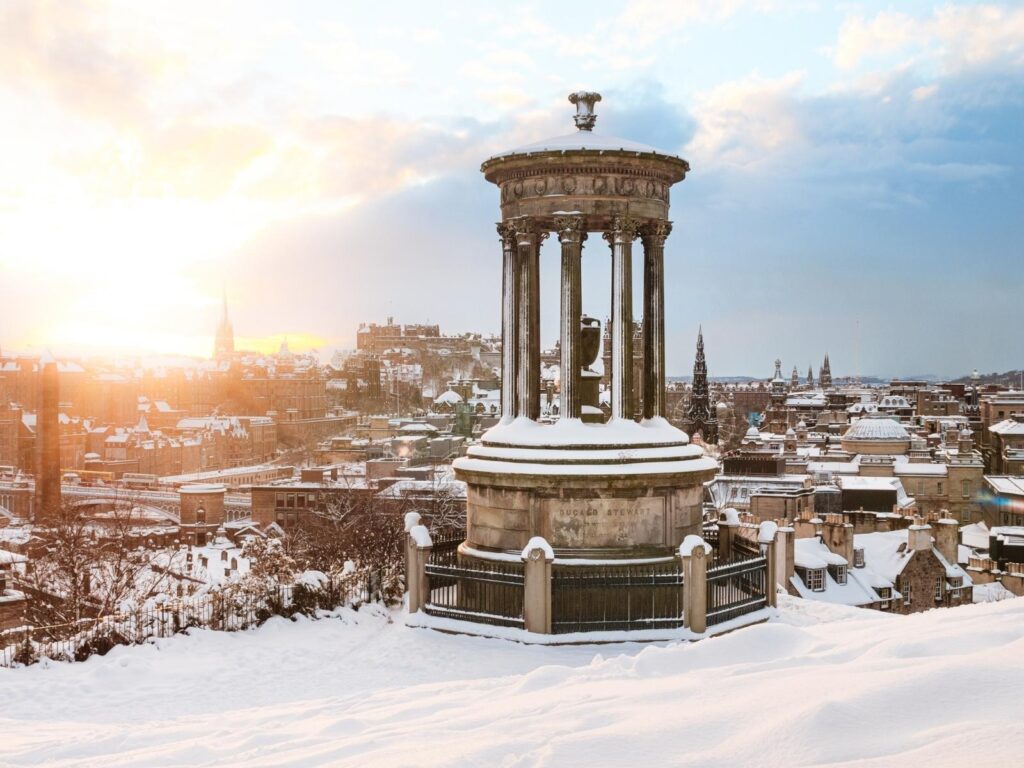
[1,597,1022,766]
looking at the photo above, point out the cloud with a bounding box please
[832,5,1024,73]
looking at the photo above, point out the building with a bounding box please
[789,514,972,613]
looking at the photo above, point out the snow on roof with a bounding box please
[894,463,948,476]
[489,129,679,160]
[990,418,1024,436]
[792,538,882,606]
[985,476,1024,497]
[434,390,463,405]
[843,414,910,441]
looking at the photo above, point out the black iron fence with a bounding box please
[551,561,685,634]
[2,572,378,668]
[423,553,525,627]
[706,554,768,626]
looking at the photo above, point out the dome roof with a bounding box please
[843,414,910,442]
[490,130,677,160]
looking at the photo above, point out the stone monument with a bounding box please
[452,91,716,562]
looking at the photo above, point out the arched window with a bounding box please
[196,506,206,524]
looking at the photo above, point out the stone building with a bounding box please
[788,514,972,613]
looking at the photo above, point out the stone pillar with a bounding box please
[681,537,708,634]
[718,517,738,560]
[514,220,546,420]
[555,215,586,421]
[406,524,432,614]
[604,216,638,421]
[779,526,795,587]
[498,223,518,421]
[757,521,779,607]
[521,537,553,634]
[641,222,671,420]
[404,511,421,602]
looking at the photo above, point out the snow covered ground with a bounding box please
[2,596,1023,767]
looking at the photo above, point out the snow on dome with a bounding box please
[434,390,463,405]
[843,414,910,441]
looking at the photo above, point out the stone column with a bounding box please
[522,538,553,634]
[641,222,671,420]
[498,223,518,421]
[603,216,638,421]
[514,220,546,420]
[555,215,587,420]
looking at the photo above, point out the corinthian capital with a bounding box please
[640,220,673,247]
[602,215,639,247]
[509,217,549,247]
[496,222,517,251]
[554,215,588,245]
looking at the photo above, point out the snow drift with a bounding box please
[1,597,1022,766]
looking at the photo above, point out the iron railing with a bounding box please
[551,561,685,634]
[423,548,525,628]
[2,573,377,667]
[706,554,767,626]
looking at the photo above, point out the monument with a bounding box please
[452,92,716,562]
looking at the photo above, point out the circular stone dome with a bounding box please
[841,413,911,455]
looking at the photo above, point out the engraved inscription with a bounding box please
[544,497,666,548]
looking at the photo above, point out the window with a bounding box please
[854,548,865,568]
[195,507,206,524]
[287,493,295,508]
[805,568,825,592]
[937,482,943,496]
[962,480,970,499]
[949,576,962,589]
[829,564,848,585]
[902,577,912,605]
[275,492,285,508]
[935,576,944,602]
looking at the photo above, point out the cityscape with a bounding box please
[2,2,1023,766]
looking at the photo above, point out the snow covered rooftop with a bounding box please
[843,414,910,441]
[489,129,680,160]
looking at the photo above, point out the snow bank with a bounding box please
[2,597,1023,766]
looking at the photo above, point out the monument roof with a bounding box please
[843,414,910,441]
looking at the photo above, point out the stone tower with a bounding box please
[820,353,833,389]
[214,288,235,361]
[807,364,815,389]
[34,352,61,522]
[684,327,717,444]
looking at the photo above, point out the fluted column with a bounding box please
[603,216,639,421]
[498,223,518,421]
[555,215,587,420]
[514,219,547,420]
[641,221,671,420]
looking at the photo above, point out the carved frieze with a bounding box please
[499,172,670,204]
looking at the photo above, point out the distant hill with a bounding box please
[951,369,1024,387]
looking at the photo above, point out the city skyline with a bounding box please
[1,1,1021,377]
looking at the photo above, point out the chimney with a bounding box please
[908,517,933,552]
[821,513,854,566]
[933,513,959,565]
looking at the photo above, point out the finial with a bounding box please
[568,91,601,131]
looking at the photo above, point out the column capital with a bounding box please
[554,215,588,245]
[496,222,517,249]
[640,220,673,246]
[602,215,640,246]
[509,217,549,247]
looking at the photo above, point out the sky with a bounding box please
[0,0,1021,378]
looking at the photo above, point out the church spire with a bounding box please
[684,326,717,443]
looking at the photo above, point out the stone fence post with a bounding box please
[718,508,739,560]
[681,535,709,634]
[779,525,795,588]
[406,523,433,615]
[758,521,779,608]
[404,511,421,600]
[521,536,553,634]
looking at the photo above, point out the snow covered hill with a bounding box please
[2,597,1023,767]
